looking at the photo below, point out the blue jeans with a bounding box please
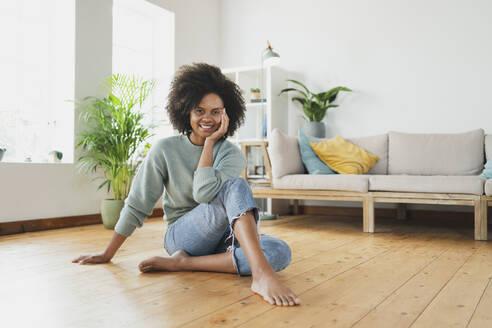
[164,178,292,276]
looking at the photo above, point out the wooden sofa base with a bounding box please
[252,187,489,241]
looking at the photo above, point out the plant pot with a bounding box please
[251,92,261,99]
[301,121,326,138]
[101,199,125,230]
[48,151,63,163]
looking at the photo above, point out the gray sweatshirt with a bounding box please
[114,134,246,237]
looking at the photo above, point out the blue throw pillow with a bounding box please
[481,161,492,179]
[298,130,336,174]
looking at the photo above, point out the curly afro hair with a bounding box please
[166,63,245,137]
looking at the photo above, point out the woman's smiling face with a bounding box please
[189,93,224,145]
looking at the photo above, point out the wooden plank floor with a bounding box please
[1,214,491,328]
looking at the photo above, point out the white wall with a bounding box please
[149,0,221,69]
[0,0,221,222]
[219,0,492,137]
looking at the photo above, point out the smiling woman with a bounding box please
[74,63,301,307]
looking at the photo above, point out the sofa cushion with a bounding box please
[268,129,304,178]
[485,179,492,196]
[388,129,484,175]
[273,174,369,192]
[298,130,335,174]
[369,175,485,195]
[301,133,388,174]
[346,134,388,175]
[310,135,379,174]
[481,161,492,179]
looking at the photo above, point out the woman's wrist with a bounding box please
[197,138,215,169]
[103,231,127,259]
[102,249,115,260]
[204,138,216,147]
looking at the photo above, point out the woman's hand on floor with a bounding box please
[72,253,111,265]
[72,232,126,265]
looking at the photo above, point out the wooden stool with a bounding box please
[239,140,272,187]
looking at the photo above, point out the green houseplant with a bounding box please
[279,79,351,137]
[75,74,155,229]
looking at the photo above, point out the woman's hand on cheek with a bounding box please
[206,109,229,143]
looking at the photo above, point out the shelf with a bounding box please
[246,102,268,108]
[247,179,271,187]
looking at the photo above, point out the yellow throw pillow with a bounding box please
[309,135,379,174]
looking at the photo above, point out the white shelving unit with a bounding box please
[222,65,290,216]
[222,65,288,142]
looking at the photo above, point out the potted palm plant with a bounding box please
[279,79,351,137]
[75,74,155,229]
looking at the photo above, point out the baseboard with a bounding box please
[0,208,164,236]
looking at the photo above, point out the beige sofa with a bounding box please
[253,128,491,241]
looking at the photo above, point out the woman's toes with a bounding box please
[264,295,275,305]
[139,258,151,266]
[288,294,300,305]
[138,258,156,272]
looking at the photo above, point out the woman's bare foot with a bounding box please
[251,269,301,306]
[138,250,189,273]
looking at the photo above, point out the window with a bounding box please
[112,0,175,144]
[0,0,75,163]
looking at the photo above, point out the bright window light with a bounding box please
[0,0,75,163]
[113,0,175,144]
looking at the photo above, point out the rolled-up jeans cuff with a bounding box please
[229,207,259,276]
